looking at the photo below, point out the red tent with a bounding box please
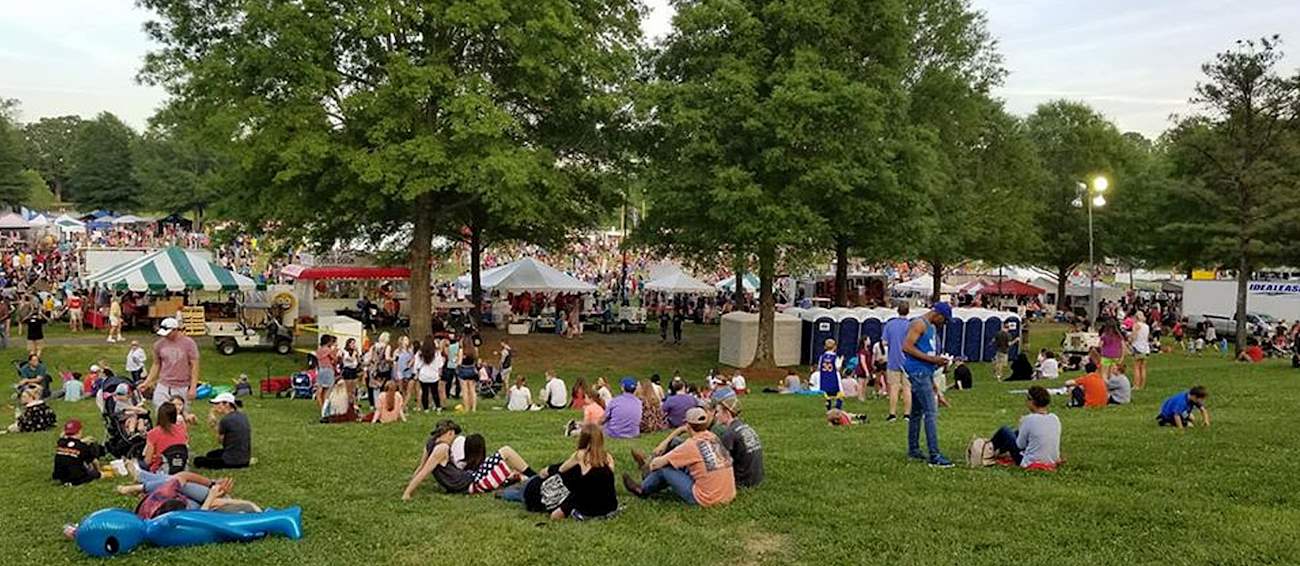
[978,279,1045,296]
[280,264,410,281]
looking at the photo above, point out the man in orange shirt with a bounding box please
[1065,362,1109,408]
[623,407,736,507]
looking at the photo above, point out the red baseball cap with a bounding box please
[63,419,82,436]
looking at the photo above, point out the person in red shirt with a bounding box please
[143,400,189,471]
[1237,341,1265,363]
[66,292,83,333]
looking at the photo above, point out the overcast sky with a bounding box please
[3,0,1298,137]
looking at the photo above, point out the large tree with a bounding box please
[1024,100,1137,311]
[0,110,30,207]
[132,114,226,229]
[140,0,641,339]
[67,112,141,211]
[22,115,84,202]
[1164,37,1300,352]
[639,0,911,366]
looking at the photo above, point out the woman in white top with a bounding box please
[1129,312,1151,390]
[414,336,444,413]
[540,371,567,409]
[594,377,613,405]
[1038,351,1060,379]
[505,376,535,411]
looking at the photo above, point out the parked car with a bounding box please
[1187,312,1273,338]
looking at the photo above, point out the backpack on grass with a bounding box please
[966,437,997,468]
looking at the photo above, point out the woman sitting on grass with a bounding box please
[566,383,605,436]
[505,376,538,411]
[402,421,535,500]
[990,386,1061,471]
[142,402,188,472]
[7,386,56,433]
[638,380,668,433]
[369,380,407,424]
[499,423,618,520]
[319,378,359,424]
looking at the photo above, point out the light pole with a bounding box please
[1073,176,1108,326]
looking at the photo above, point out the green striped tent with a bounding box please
[86,247,260,293]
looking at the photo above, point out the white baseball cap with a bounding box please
[209,392,238,406]
[156,317,181,336]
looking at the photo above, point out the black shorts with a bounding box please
[442,368,457,383]
[433,464,472,494]
[342,367,359,380]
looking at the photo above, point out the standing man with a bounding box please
[66,292,83,333]
[991,322,1019,381]
[881,304,911,422]
[902,302,953,468]
[672,305,685,345]
[141,317,201,409]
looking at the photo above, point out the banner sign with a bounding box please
[1248,281,1300,296]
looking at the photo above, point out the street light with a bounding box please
[1074,176,1109,325]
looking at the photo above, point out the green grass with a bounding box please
[2,323,1298,565]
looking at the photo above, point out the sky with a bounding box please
[2,0,1299,137]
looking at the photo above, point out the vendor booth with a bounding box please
[472,257,597,333]
[84,246,261,333]
[280,264,411,324]
[645,270,714,295]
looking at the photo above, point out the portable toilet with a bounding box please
[860,309,886,346]
[1004,314,1022,359]
[944,313,965,357]
[982,313,1004,362]
[807,308,837,363]
[962,314,984,361]
[835,309,862,353]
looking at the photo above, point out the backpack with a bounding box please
[966,437,997,468]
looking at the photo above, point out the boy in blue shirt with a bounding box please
[1157,386,1210,430]
[818,339,842,411]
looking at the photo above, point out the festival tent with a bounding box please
[53,214,86,234]
[86,246,258,292]
[476,257,596,293]
[977,279,1046,297]
[716,273,760,293]
[0,212,31,230]
[893,275,957,294]
[111,214,151,225]
[28,214,49,226]
[644,270,714,294]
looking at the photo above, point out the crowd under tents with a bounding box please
[86,246,259,293]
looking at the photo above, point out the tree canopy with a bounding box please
[66,112,141,211]
[22,115,84,202]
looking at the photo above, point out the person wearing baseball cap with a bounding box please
[53,419,104,486]
[193,393,251,470]
[713,397,763,488]
[623,406,736,507]
[602,377,643,439]
[902,302,954,468]
[141,316,201,410]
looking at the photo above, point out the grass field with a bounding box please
[3,322,1299,565]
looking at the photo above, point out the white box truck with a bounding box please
[1183,280,1300,336]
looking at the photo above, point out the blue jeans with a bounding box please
[499,480,529,503]
[641,467,697,505]
[138,469,210,503]
[907,370,941,459]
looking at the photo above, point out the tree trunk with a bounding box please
[732,253,746,308]
[929,259,943,303]
[52,179,62,202]
[1056,265,1069,314]
[408,193,436,340]
[1234,255,1250,355]
[193,205,204,232]
[834,236,849,307]
[752,244,777,368]
[469,221,484,324]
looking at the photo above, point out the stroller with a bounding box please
[477,365,502,399]
[289,371,315,400]
[101,380,151,460]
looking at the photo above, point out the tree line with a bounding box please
[5,1,1293,360]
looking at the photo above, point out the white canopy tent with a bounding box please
[28,214,50,227]
[53,214,86,234]
[477,257,597,293]
[645,270,714,294]
[0,212,31,230]
[111,214,151,225]
[716,273,759,293]
[893,275,957,294]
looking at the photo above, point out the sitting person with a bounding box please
[566,384,606,436]
[638,379,668,433]
[570,377,589,410]
[1037,351,1060,380]
[369,381,408,424]
[505,376,538,411]
[951,361,973,390]
[622,407,736,507]
[1105,363,1132,405]
[110,384,151,436]
[17,354,51,399]
[602,377,642,439]
[730,372,747,394]
[990,386,1061,471]
[838,375,861,399]
[1157,386,1210,430]
[402,424,534,499]
[7,386,56,433]
[661,379,699,427]
[540,370,567,409]
[142,402,189,472]
[1237,341,1265,363]
[763,370,805,394]
[193,393,252,470]
[826,408,870,426]
[1005,353,1035,382]
[714,398,763,488]
[62,372,84,402]
[498,423,618,521]
[1064,362,1108,408]
[320,378,359,423]
[53,419,104,486]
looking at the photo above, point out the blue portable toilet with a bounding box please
[837,312,862,354]
[861,311,886,346]
[944,315,965,357]
[787,308,813,365]
[982,315,1004,362]
[1004,314,1022,359]
[808,309,837,363]
[962,316,984,361]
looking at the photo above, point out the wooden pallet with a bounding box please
[180,306,207,336]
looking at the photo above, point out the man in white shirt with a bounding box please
[540,370,567,409]
[1038,351,1060,379]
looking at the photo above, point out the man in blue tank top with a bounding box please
[902,302,954,468]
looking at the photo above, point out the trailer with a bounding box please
[1183,280,1300,335]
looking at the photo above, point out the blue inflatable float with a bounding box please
[72,507,303,557]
